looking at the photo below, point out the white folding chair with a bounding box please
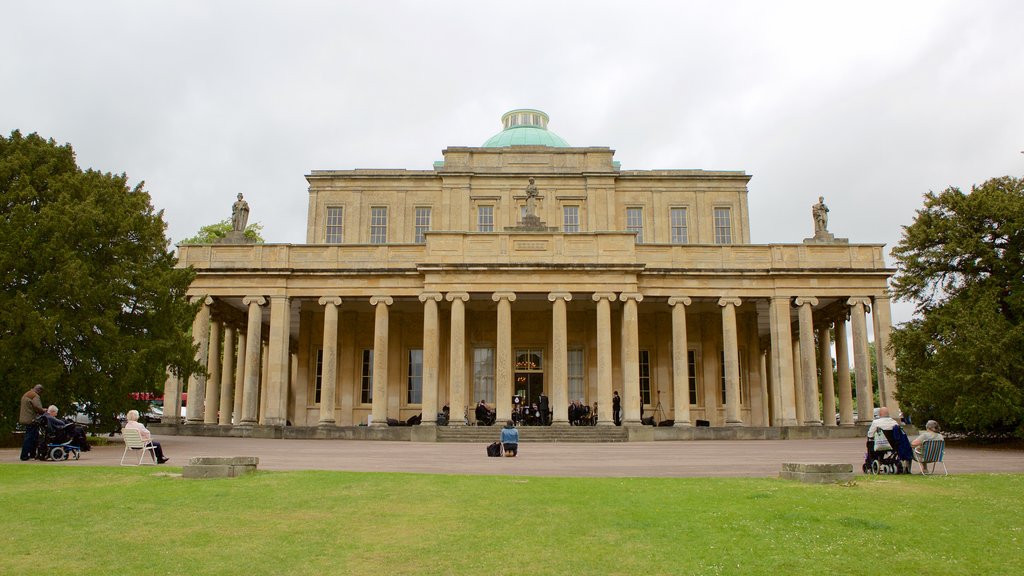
[120,427,158,466]
[911,439,948,476]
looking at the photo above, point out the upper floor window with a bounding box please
[370,207,388,244]
[626,207,644,243]
[414,207,431,244]
[670,207,688,244]
[478,205,494,232]
[325,206,344,244]
[714,207,732,244]
[563,206,579,233]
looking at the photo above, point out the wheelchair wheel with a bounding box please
[862,463,870,474]
[70,449,81,460]
[49,446,67,461]
[870,460,880,475]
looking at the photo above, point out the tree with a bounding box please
[890,175,1024,437]
[0,130,201,434]
[178,219,264,244]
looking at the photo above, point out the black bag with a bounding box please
[486,442,503,457]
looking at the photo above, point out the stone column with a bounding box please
[419,292,443,425]
[620,292,643,425]
[240,296,265,425]
[747,315,766,427]
[795,297,821,426]
[593,293,616,426]
[669,297,692,427]
[163,369,181,426]
[218,325,235,426]
[203,320,222,425]
[769,296,798,426]
[186,296,212,424]
[835,314,854,425]
[318,297,342,427]
[848,297,874,424]
[232,329,246,425]
[817,323,837,427]
[369,296,392,427]
[719,297,744,426]
[264,296,291,427]
[548,292,572,426]
[492,292,516,424]
[872,294,900,416]
[792,337,805,424]
[446,292,469,426]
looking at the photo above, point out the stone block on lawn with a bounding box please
[779,462,854,484]
[183,456,259,479]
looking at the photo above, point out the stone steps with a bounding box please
[435,425,628,443]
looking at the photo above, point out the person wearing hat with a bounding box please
[19,385,45,460]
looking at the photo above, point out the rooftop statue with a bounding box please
[232,193,250,232]
[524,177,539,219]
[812,196,829,234]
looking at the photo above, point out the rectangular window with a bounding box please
[670,207,688,244]
[478,205,494,232]
[714,207,732,244]
[720,351,727,405]
[325,207,344,244]
[407,349,423,404]
[563,206,580,233]
[370,207,388,244]
[688,350,698,405]
[314,349,324,404]
[360,349,373,404]
[627,207,644,243]
[568,349,584,401]
[473,348,495,404]
[639,350,651,405]
[414,207,431,244]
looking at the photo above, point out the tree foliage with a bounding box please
[178,219,264,244]
[890,176,1024,437]
[0,130,201,434]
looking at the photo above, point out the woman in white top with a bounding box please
[123,409,169,464]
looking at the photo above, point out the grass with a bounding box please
[1,465,1022,575]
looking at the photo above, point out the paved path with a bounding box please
[3,436,1023,477]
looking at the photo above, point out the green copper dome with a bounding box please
[482,109,570,147]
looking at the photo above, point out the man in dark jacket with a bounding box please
[19,385,45,460]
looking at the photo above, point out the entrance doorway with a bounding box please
[514,349,544,405]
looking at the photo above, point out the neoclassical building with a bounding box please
[168,109,898,438]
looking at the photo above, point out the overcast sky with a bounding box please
[4,1,1023,327]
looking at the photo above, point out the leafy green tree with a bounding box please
[890,175,1024,437]
[0,130,201,434]
[178,219,264,244]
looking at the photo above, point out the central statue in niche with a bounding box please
[504,177,558,232]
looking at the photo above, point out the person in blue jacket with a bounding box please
[500,420,519,457]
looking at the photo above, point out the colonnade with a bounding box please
[171,291,899,429]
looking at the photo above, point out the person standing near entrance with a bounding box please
[538,393,550,426]
[612,391,621,426]
[19,385,45,460]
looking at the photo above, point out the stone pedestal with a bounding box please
[779,462,854,483]
[803,231,848,244]
[183,456,259,478]
[217,230,255,244]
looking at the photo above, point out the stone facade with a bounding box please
[171,111,899,436]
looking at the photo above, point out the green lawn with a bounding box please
[1,465,1021,575]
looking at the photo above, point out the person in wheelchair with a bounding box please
[864,407,912,473]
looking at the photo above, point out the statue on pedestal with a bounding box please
[524,177,539,219]
[812,196,829,234]
[232,193,250,232]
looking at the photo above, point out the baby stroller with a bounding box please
[862,425,912,474]
[34,415,90,461]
